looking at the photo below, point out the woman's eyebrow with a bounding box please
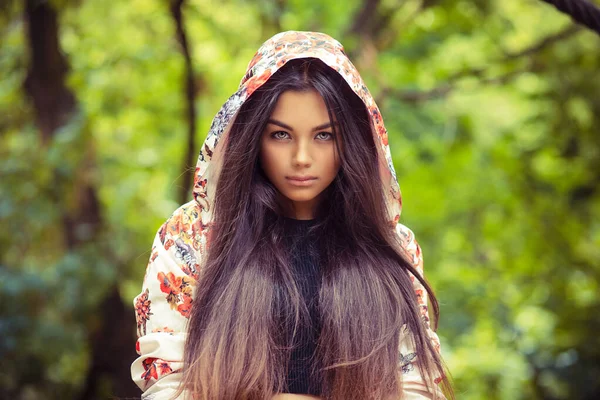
[267,118,334,132]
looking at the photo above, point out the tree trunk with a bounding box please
[23,1,138,398]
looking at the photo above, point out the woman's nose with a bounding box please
[293,142,312,166]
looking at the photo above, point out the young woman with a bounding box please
[131,31,453,400]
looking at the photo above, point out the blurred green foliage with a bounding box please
[1,0,599,399]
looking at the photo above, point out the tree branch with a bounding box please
[346,0,382,38]
[381,25,582,104]
[170,0,198,204]
[540,0,600,36]
[501,24,582,60]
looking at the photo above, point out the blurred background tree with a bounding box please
[0,0,598,399]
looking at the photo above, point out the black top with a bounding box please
[281,217,323,396]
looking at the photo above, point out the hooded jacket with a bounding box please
[131,31,445,400]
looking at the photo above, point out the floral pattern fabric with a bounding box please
[131,31,445,399]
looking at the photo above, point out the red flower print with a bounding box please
[158,271,183,305]
[177,294,193,318]
[276,57,288,68]
[167,216,182,237]
[247,51,263,70]
[141,358,159,381]
[157,361,173,376]
[158,271,181,294]
[141,358,174,382]
[135,288,152,336]
[157,271,194,316]
[415,289,424,304]
[196,178,208,198]
[159,224,167,245]
[245,70,272,97]
[376,124,389,146]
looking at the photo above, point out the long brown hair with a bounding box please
[177,59,453,400]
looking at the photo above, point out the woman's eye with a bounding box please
[271,131,290,140]
[316,132,333,141]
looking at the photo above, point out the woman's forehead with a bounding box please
[268,90,332,130]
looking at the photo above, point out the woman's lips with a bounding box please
[286,176,317,187]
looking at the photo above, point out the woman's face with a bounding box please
[259,89,341,220]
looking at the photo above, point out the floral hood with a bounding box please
[192,30,402,227]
